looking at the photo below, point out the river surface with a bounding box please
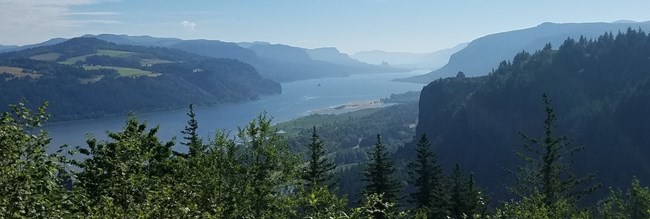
[45,71,426,152]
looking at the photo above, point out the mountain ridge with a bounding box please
[399,21,650,83]
[411,29,650,202]
[70,34,406,82]
[0,37,280,121]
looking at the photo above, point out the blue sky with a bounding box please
[2,0,650,53]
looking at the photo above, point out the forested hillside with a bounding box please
[277,95,419,204]
[400,21,650,82]
[82,34,405,82]
[2,97,649,218]
[0,37,280,121]
[415,29,650,202]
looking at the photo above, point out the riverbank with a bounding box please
[306,100,394,115]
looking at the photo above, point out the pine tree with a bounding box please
[181,104,203,157]
[510,94,599,206]
[362,134,401,203]
[449,164,486,219]
[407,134,447,217]
[449,164,467,218]
[302,126,336,189]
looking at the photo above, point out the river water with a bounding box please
[45,71,426,151]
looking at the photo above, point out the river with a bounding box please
[45,70,426,152]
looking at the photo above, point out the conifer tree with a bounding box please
[510,94,598,206]
[302,126,336,189]
[181,104,203,157]
[362,134,401,203]
[449,164,486,219]
[407,134,447,217]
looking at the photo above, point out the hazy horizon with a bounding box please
[2,0,650,53]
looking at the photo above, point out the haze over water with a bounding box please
[45,71,426,152]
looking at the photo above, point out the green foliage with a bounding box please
[510,94,598,205]
[449,164,488,219]
[597,178,650,219]
[298,185,348,218]
[2,98,650,218]
[0,100,71,218]
[494,194,589,219]
[0,37,280,121]
[363,135,401,203]
[180,104,204,157]
[349,193,408,219]
[277,102,418,204]
[302,126,336,189]
[416,29,650,202]
[206,113,301,218]
[67,114,177,216]
[407,134,449,218]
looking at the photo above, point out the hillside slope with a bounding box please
[83,34,404,82]
[353,43,468,69]
[411,30,650,201]
[0,37,280,121]
[400,21,650,83]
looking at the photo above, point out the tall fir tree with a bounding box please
[302,126,336,189]
[510,94,599,206]
[362,134,401,203]
[449,164,486,219]
[181,104,204,157]
[407,134,448,218]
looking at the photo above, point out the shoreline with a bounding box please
[305,100,394,115]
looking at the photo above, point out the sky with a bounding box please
[1,0,650,53]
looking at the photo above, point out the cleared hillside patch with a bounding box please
[82,65,159,77]
[61,50,134,65]
[0,66,41,79]
[29,52,61,61]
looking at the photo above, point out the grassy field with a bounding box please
[29,52,61,61]
[140,58,175,66]
[82,65,159,77]
[61,50,133,65]
[0,66,41,79]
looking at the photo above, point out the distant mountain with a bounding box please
[0,37,280,121]
[0,45,19,53]
[237,41,271,48]
[167,40,260,64]
[399,21,650,83]
[410,30,650,202]
[249,44,313,63]
[80,34,405,82]
[0,38,67,53]
[305,47,367,67]
[353,43,467,69]
[90,34,182,47]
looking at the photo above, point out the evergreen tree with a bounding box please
[302,126,336,189]
[181,104,204,157]
[236,113,300,218]
[510,94,599,206]
[407,134,447,218]
[362,134,401,204]
[449,164,486,219]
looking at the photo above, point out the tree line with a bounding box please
[0,96,649,218]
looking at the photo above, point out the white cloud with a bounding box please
[180,20,196,32]
[0,0,110,45]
